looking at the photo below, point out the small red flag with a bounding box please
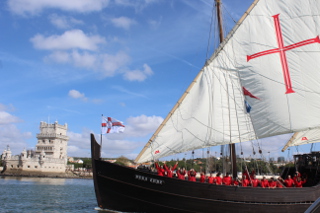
[243,87,260,100]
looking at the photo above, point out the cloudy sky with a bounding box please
[0,0,307,161]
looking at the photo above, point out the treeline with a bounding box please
[68,156,134,169]
[69,156,292,175]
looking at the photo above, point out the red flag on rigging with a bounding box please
[243,87,260,100]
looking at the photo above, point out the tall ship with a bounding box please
[91,0,320,212]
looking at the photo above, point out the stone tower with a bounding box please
[1,121,69,175]
[36,121,69,160]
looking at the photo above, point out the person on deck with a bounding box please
[268,177,277,189]
[177,167,186,180]
[260,177,269,188]
[199,172,206,183]
[295,177,307,188]
[241,175,250,187]
[215,173,222,185]
[284,175,295,188]
[251,175,260,187]
[155,162,165,176]
[222,173,232,186]
[163,162,178,178]
[188,169,197,182]
[207,173,216,184]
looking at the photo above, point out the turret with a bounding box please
[21,148,27,159]
[6,145,12,160]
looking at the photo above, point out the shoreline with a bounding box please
[0,172,93,179]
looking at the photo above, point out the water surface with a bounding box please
[0,176,101,213]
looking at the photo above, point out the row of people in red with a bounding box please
[154,163,307,188]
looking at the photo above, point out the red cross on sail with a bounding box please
[247,14,320,94]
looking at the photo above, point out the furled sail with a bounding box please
[135,0,320,163]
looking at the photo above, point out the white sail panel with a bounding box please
[282,128,320,151]
[236,0,320,139]
[135,0,320,163]
[136,58,255,163]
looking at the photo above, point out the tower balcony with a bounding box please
[36,133,69,140]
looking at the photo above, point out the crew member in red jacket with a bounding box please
[177,167,186,180]
[284,175,295,187]
[268,177,277,189]
[207,173,216,184]
[222,173,232,186]
[163,162,178,178]
[155,162,165,176]
[241,176,250,187]
[188,169,197,182]
[251,175,260,187]
[199,172,206,183]
[260,177,269,188]
[294,177,307,188]
[215,173,222,185]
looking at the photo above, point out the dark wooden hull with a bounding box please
[91,134,319,212]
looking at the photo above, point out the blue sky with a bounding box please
[0,0,310,161]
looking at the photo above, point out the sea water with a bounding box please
[0,176,110,213]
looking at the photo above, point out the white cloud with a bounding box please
[111,16,136,30]
[124,114,163,137]
[8,0,110,16]
[0,104,31,155]
[68,89,88,102]
[71,50,97,68]
[49,14,84,29]
[0,111,21,125]
[123,63,153,81]
[45,51,70,63]
[101,51,131,76]
[45,50,132,79]
[0,125,32,155]
[30,29,106,51]
[0,103,15,112]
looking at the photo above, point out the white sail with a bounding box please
[282,128,320,152]
[135,0,320,163]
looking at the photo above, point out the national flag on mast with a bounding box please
[101,116,125,134]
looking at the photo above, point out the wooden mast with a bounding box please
[216,0,238,179]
